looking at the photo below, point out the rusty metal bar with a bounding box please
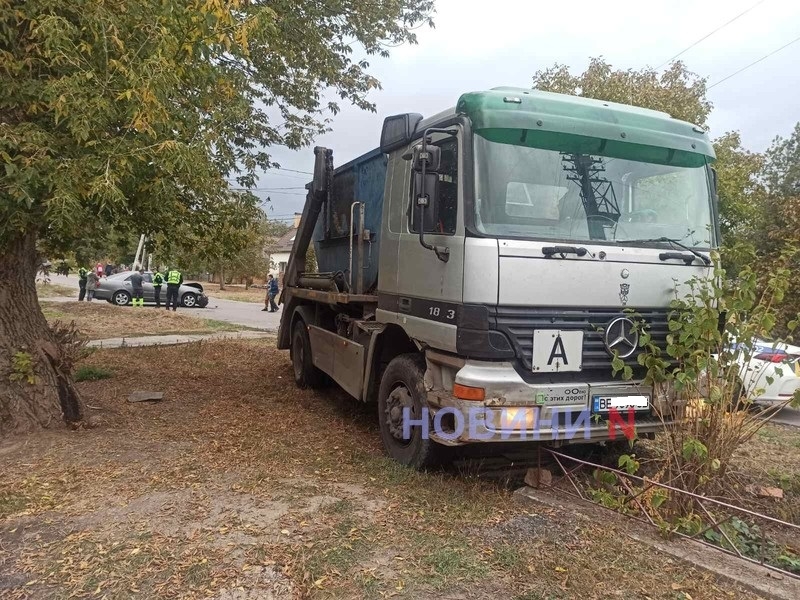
[541,447,800,581]
[619,477,658,528]
[693,502,740,558]
[545,448,800,531]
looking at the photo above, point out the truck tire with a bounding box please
[378,353,442,469]
[291,321,326,389]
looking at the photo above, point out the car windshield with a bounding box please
[473,133,714,248]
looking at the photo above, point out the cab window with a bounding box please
[409,137,458,235]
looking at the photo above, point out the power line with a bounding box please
[273,167,312,175]
[708,34,800,89]
[656,0,768,69]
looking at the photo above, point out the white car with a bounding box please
[737,339,800,403]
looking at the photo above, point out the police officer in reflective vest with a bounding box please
[152,270,164,307]
[165,268,183,311]
[78,266,88,301]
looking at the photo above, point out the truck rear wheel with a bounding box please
[378,354,442,469]
[291,321,326,389]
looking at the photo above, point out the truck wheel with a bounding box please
[378,354,442,469]
[291,321,326,389]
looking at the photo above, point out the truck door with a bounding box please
[390,130,465,353]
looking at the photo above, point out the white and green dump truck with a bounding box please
[277,87,718,468]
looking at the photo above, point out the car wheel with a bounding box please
[112,290,131,306]
[291,321,326,389]
[378,353,443,469]
[181,292,197,308]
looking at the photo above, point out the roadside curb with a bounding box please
[87,330,274,349]
[515,486,799,600]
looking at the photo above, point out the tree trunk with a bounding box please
[0,231,85,436]
[218,264,226,290]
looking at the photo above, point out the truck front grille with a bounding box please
[488,306,671,373]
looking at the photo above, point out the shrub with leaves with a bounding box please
[613,246,800,516]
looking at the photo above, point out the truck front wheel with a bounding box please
[291,321,326,389]
[378,354,442,469]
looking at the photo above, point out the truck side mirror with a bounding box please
[411,144,441,173]
[412,172,439,233]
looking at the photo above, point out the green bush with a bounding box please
[74,365,112,382]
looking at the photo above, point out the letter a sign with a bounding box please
[531,330,583,373]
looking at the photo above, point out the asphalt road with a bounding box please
[41,273,282,331]
[37,274,800,427]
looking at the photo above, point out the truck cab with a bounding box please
[278,87,717,468]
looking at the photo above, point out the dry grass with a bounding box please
[40,301,241,340]
[0,340,764,599]
[35,282,76,298]
[203,283,268,304]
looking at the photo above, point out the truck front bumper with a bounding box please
[426,360,676,445]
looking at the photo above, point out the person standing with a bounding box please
[85,270,99,301]
[263,274,279,312]
[165,267,183,311]
[78,265,88,301]
[152,269,164,308]
[130,268,144,307]
[95,262,104,278]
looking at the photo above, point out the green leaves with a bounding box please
[2,0,433,256]
[681,438,708,462]
[533,58,712,127]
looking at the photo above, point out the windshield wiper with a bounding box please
[542,245,588,258]
[617,237,711,266]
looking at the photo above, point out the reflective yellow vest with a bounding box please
[153,272,164,286]
[167,270,181,284]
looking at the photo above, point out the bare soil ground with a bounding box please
[204,283,267,304]
[0,340,768,599]
[40,301,242,341]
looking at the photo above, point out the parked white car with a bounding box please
[737,339,800,403]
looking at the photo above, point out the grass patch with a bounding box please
[203,283,266,304]
[490,543,524,571]
[35,282,76,298]
[0,340,768,600]
[74,365,113,382]
[418,537,491,590]
[40,301,245,340]
[0,493,28,519]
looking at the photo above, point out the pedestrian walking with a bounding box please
[78,266,88,301]
[85,270,99,301]
[152,269,164,307]
[165,267,183,311]
[130,268,144,307]
[263,274,279,312]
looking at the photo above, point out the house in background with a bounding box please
[266,213,300,279]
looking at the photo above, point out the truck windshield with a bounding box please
[473,134,714,248]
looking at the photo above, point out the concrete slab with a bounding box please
[88,330,272,349]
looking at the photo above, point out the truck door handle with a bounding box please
[398,297,411,314]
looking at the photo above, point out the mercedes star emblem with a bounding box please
[604,317,639,358]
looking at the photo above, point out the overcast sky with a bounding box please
[257,0,800,221]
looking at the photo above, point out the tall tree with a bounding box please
[532,57,712,126]
[711,132,765,247]
[0,0,433,434]
[755,123,800,333]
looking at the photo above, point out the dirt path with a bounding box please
[0,340,766,599]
